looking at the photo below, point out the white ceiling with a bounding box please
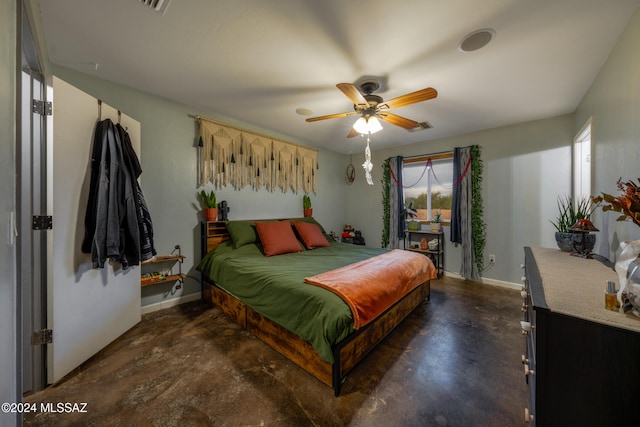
[35,0,640,154]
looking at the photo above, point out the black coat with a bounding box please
[82,119,155,269]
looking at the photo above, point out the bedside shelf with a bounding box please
[403,230,444,278]
[141,245,185,288]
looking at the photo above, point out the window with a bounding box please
[574,119,591,201]
[402,153,454,222]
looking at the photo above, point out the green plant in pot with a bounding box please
[431,211,442,232]
[550,196,595,252]
[198,190,218,221]
[303,194,313,217]
[403,201,420,230]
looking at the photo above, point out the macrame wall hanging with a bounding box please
[197,116,318,194]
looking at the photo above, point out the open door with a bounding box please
[47,76,141,383]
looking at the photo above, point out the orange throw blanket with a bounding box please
[304,249,437,330]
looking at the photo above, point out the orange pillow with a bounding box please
[254,221,303,256]
[293,221,330,249]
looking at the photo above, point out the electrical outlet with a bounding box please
[489,254,496,264]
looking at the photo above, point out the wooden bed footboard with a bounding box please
[203,279,430,396]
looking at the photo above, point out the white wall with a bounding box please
[1,1,19,426]
[575,8,640,259]
[50,65,348,308]
[49,6,640,293]
[346,115,574,285]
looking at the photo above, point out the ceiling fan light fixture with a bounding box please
[353,116,383,134]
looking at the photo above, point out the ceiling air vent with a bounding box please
[408,121,433,132]
[138,0,172,15]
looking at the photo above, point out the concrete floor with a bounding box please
[24,277,528,426]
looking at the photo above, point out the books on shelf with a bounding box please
[141,272,166,284]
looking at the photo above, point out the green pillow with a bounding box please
[226,220,258,249]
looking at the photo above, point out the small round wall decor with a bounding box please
[346,164,355,184]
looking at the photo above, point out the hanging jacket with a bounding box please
[82,119,148,270]
[116,123,156,262]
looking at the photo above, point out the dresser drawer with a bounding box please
[520,270,536,424]
[524,246,640,425]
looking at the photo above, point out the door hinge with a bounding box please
[32,215,53,230]
[32,100,52,116]
[31,329,53,345]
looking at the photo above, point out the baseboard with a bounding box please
[141,292,201,315]
[443,271,521,290]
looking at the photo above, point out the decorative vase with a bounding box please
[303,208,313,218]
[555,231,597,253]
[626,256,640,317]
[555,232,574,252]
[420,238,427,250]
[407,221,420,231]
[615,241,640,316]
[204,207,218,221]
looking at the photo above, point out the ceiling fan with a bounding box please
[305,81,438,137]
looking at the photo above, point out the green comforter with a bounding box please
[197,241,389,363]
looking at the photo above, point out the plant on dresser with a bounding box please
[593,177,640,315]
[550,195,595,252]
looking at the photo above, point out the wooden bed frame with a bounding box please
[200,220,431,396]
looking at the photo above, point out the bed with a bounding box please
[198,218,436,396]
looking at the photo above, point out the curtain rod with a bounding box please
[190,114,318,152]
[403,149,454,160]
[388,149,454,163]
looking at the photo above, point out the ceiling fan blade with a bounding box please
[347,127,359,138]
[305,111,356,122]
[336,83,370,108]
[379,87,438,110]
[378,112,420,130]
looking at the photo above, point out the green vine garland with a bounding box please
[381,159,391,248]
[470,145,486,272]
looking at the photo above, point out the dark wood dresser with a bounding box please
[522,247,640,426]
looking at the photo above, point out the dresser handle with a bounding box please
[521,354,529,364]
[524,364,535,376]
[524,408,533,423]
[520,321,533,331]
[521,289,528,299]
[521,276,527,283]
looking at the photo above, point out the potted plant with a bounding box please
[198,190,218,221]
[550,195,595,252]
[431,211,442,232]
[592,178,640,227]
[403,201,420,230]
[593,178,640,314]
[303,194,313,217]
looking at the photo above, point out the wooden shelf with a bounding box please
[141,273,187,287]
[404,230,444,278]
[140,245,185,288]
[142,254,185,264]
[405,247,443,255]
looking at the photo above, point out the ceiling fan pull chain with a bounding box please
[362,135,374,186]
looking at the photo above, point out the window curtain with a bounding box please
[451,146,480,280]
[389,156,404,249]
[381,156,404,249]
